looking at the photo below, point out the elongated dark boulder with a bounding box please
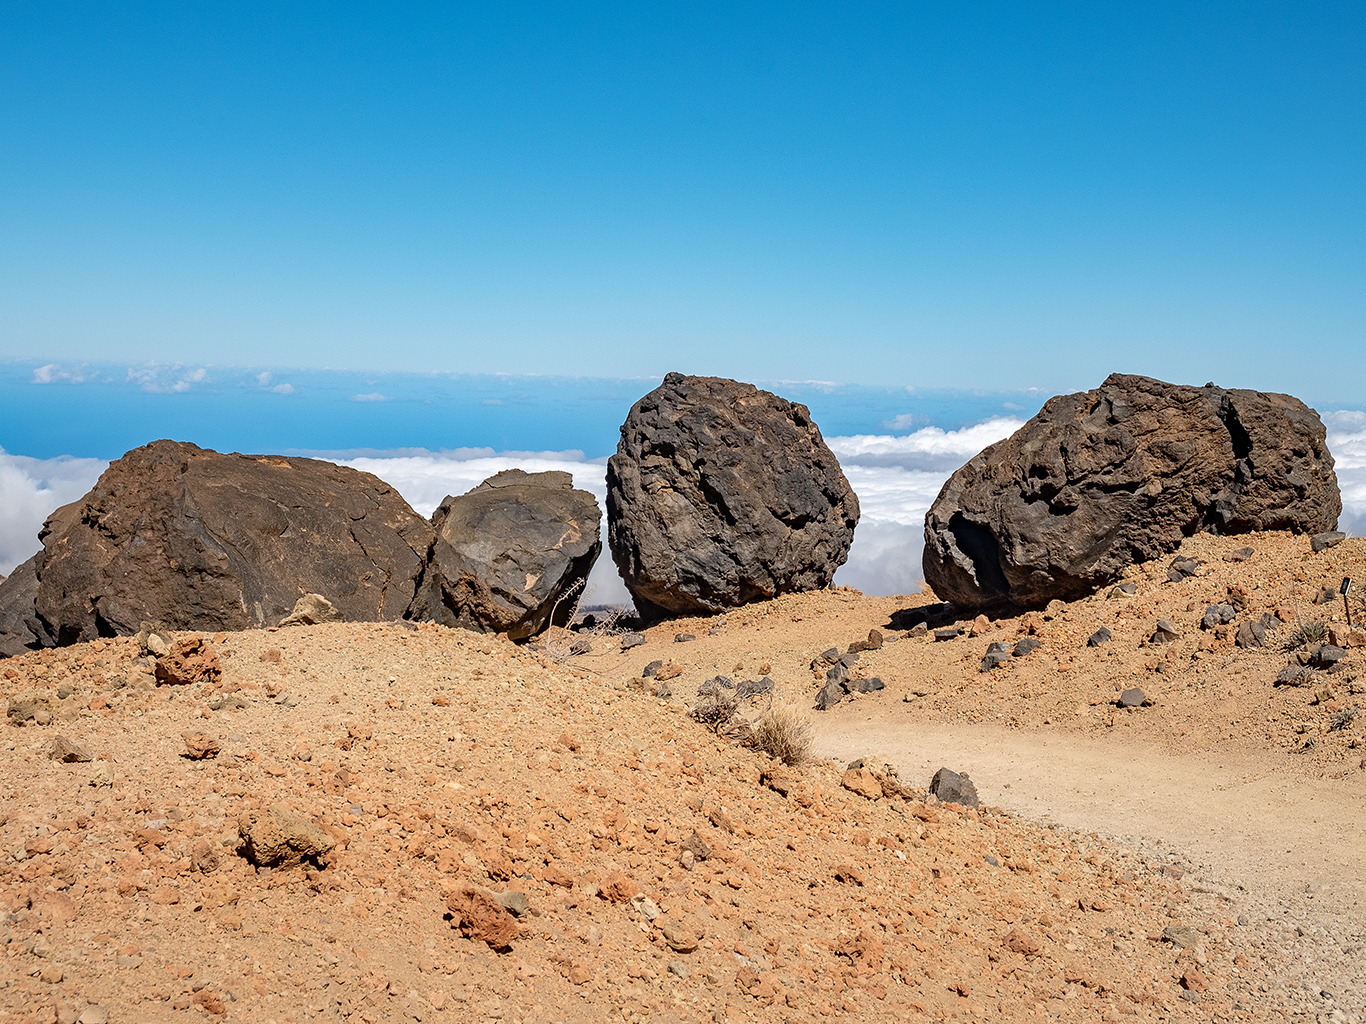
[407,469,600,639]
[607,373,859,616]
[33,440,433,645]
[0,554,42,658]
[924,374,1339,613]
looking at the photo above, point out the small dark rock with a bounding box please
[1150,620,1181,643]
[838,652,859,668]
[1225,546,1255,561]
[1012,637,1041,658]
[929,768,979,808]
[697,676,735,696]
[846,628,883,653]
[1110,583,1137,597]
[1276,665,1314,686]
[1170,557,1200,578]
[1118,687,1148,708]
[933,628,961,641]
[735,676,775,699]
[814,679,844,711]
[1311,531,1346,553]
[908,622,928,637]
[851,677,884,694]
[1315,645,1347,668]
[1235,619,1266,649]
[1201,604,1236,630]
[642,660,663,678]
[1086,627,1112,647]
[674,633,696,643]
[980,642,1011,672]
[984,854,1000,867]
[619,632,646,650]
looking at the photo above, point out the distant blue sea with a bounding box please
[0,360,1043,460]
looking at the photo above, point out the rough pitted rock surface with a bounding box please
[32,440,432,645]
[407,469,601,640]
[607,373,859,616]
[924,374,1339,612]
[0,552,41,658]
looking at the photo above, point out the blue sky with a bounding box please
[2,3,1363,397]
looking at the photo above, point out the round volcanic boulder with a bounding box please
[407,469,601,640]
[607,373,859,616]
[923,374,1340,613]
[33,440,433,645]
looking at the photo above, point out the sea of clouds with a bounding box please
[5,411,1366,608]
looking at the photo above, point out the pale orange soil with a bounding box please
[1,530,1363,1023]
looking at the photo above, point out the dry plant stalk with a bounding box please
[540,578,586,662]
[541,580,628,662]
[753,701,813,767]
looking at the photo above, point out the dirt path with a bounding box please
[812,717,1366,920]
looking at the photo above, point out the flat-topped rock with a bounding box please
[32,440,433,645]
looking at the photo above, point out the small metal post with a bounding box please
[1343,578,1354,629]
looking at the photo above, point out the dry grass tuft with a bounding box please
[753,703,813,767]
[1282,619,1328,651]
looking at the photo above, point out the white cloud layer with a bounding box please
[4,415,1366,611]
[0,450,109,577]
[125,364,212,393]
[1326,412,1366,539]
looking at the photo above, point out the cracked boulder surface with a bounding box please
[607,373,860,617]
[923,373,1340,613]
[30,440,433,644]
[406,469,601,640]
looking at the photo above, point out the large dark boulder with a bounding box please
[33,440,433,645]
[407,469,601,640]
[607,373,860,616]
[0,554,42,658]
[924,374,1340,613]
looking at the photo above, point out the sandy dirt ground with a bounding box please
[1,528,1364,1023]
